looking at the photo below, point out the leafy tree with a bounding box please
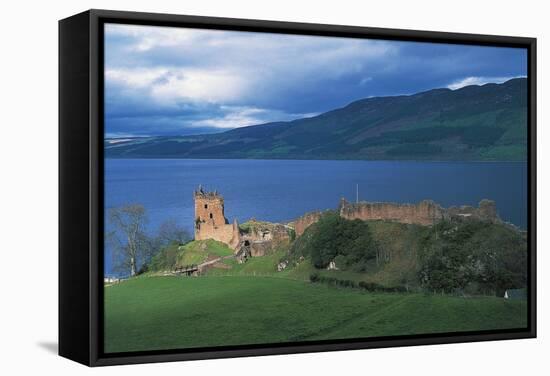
[300,213,378,271]
[108,204,151,276]
[418,220,527,295]
[156,219,190,246]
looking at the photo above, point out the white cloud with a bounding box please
[103,23,405,137]
[105,23,211,51]
[103,23,524,136]
[359,77,373,86]
[105,67,167,88]
[106,67,249,104]
[151,69,248,103]
[104,27,397,108]
[105,132,150,139]
[189,106,268,129]
[189,106,319,129]
[105,23,397,101]
[447,76,523,90]
[103,26,389,130]
[106,23,394,60]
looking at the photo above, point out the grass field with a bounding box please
[104,275,527,353]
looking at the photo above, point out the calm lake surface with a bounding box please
[104,159,527,276]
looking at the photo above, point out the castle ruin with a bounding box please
[193,186,500,258]
[339,198,444,226]
[194,186,240,249]
[193,186,291,256]
[294,198,500,236]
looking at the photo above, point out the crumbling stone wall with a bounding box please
[446,199,500,222]
[249,241,272,257]
[193,186,501,256]
[293,198,500,237]
[295,211,325,236]
[239,220,291,256]
[339,198,445,225]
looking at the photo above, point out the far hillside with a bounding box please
[105,78,527,161]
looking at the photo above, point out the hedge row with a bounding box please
[309,273,407,293]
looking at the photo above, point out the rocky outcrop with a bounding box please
[277,260,289,271]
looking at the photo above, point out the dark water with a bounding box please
[104,159,527,276]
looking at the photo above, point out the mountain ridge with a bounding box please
[105,78,527,161]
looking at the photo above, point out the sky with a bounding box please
[104,23,527,138]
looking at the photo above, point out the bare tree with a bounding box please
[157,219,190,246]
[108,204,149,276]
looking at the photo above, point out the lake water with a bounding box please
[104,159,527,276]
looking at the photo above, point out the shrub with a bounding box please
[418,220,527,296]
[136,263,149,275]
[288,228,296,242]
[309,273,320,283]
[300,213,378,270]
[310,274,407,293]
[358,281,383,291]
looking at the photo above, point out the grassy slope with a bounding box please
[287,219,527,291]
[149,240,233,271]
[206,249,287,277]
[104,276,526,353]
[108,220,527,353]
[288,220,428,286]
[177,239,233,265]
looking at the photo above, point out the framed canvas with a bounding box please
[59,9,537,366]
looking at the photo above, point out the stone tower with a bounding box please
[193,186,240,249]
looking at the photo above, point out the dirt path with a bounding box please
[198,255,234,270]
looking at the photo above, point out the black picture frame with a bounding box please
[59,9,537,367]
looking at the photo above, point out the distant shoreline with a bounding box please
[104,157,528,163]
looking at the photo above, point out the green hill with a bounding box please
[105,216,528,353]
[105,78,527,161]
[148,215,527,297]
[148,239,233,271]
[287,214,527,295]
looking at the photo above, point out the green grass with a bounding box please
[149,239,234,272]
[205,249,287,277]
[104,276,527,353]
[175,240,233,266]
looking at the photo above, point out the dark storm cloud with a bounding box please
[104,24,527,137]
